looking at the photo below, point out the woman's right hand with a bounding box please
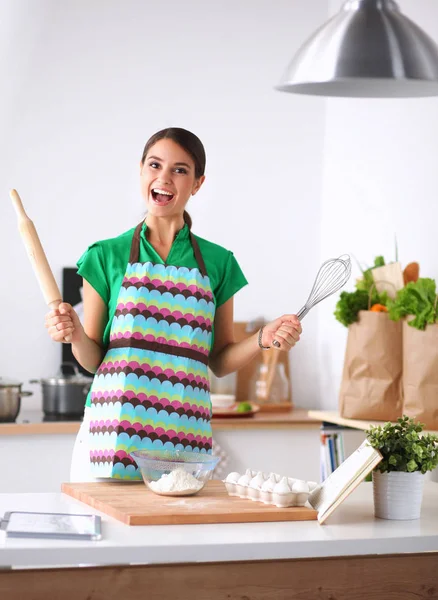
[45,302,84,344]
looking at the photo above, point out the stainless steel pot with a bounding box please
[30,362,93,418]
[0,377,33,422]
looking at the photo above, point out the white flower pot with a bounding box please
[373,471,425,520]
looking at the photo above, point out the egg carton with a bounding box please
[223,469,319,508]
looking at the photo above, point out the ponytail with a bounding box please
[183,210,192,229]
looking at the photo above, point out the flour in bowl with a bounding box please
[149,468,203,493]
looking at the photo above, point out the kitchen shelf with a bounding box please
[308,410,438,435]
[0,408,321,436]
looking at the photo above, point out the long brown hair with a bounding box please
[141,127,206,229]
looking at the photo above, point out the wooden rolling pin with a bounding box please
[10,189,72,343]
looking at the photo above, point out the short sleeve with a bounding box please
[214,252,248,308]
[76,243,110,304]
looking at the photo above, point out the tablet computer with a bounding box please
[0,511,102,541]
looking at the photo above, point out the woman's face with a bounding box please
[140,138,204,220]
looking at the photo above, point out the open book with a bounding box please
[308,440,382,524]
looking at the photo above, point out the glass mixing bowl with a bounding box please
[130,449,220,496]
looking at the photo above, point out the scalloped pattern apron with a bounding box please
[88,222,215,479]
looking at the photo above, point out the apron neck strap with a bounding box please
[129,222,144,264]
[129,222,208,278]
[189,232,208,278]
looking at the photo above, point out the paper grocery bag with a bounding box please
[339,311,403,421]
[402,320,438,430]
[371,262,404,299]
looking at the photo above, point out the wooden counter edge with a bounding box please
[1,553,438,600]
[307,410,438,435]
[0,408,322,436]
[0,421,81,436]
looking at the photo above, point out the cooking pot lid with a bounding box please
[0,376,22,388]
[40,362,93,386]
[41,374,93,386]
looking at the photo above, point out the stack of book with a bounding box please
[320,425,345,481]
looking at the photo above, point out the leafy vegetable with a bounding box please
[334,290,369,327]
[334,255,390,327]
[354,271,374,294]
[374,255,385,268]
[334,287,387,327]
[388,278,437,330]
[366,416,438,474]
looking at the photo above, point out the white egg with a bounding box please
[261,479,273,492]
[260,474,277,492]
[237,473,251,486]
[225,472,240,483]
[273,476,291,494]
[249,472,265,489]
[292,480,309,494]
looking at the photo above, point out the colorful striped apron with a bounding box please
[88,222,215,479]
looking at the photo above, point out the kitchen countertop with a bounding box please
[0,407,321,436]
[1,482,437,568]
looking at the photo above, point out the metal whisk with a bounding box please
[296,254,351,321]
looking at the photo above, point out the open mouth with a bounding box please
[151,188,175,206]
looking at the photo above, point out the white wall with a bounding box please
[0,1,328,411]
[318,0,438,409]
[3,0,438,415]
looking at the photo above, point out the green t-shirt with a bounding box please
[77,222,248,349]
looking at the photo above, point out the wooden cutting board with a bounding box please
[61,480,317,526]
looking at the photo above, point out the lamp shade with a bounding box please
[276,0,438,98]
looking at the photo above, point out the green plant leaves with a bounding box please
[366,416,438,474]
[388,278,437,330]
[334,290,369,327]
[406,459,418,472]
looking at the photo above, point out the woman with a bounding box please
[45,127,302,481]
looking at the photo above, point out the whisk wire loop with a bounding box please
[296,255,351,321]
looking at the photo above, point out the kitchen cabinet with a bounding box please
[0,409,329,493]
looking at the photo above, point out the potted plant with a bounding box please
[365,416,438,520]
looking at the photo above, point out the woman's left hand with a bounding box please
[261,314,302,351]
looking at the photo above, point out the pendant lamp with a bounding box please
[276,0,438,98]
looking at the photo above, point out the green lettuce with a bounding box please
[388,278,437,330]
